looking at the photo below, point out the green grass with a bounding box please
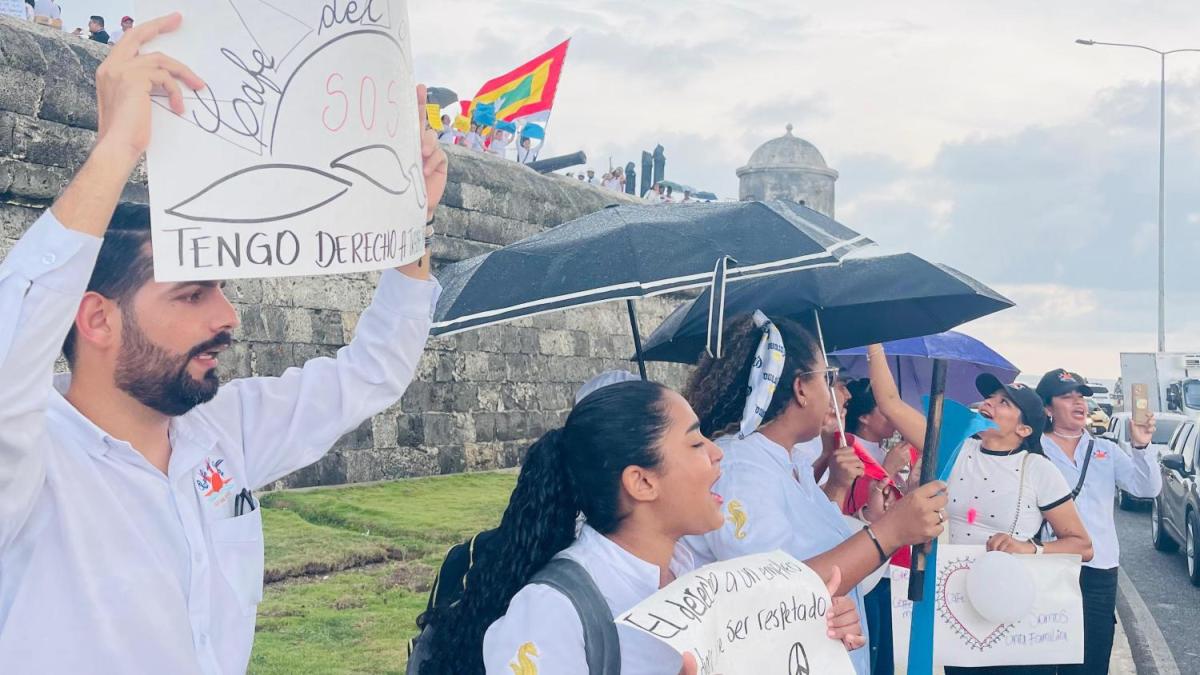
[249,470,518,674]
[260,471,518,560]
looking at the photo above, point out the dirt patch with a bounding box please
[381,560,436,594]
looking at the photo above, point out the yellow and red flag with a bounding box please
[472,40,570,123]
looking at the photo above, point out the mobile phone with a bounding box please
[1132,383,1150,426]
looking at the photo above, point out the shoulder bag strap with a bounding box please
[1071,440,1096,499]
[530,557,621,675]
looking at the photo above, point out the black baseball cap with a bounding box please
[1035,368,1094,402]
[976,374,1046,452]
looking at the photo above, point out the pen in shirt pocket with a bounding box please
[234,488,257,516]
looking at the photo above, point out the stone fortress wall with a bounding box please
[0,16,691,488]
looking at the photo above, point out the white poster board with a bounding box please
[891,545,1084,669]
[0,0,26,18]
[133,0,426,281]
[618,551,855,675]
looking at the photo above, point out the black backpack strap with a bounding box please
[529,557,621,675]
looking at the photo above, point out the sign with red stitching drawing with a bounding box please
[891,546,1084,671]
[134,0,426,281]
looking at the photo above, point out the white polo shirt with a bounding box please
[682,432,870,675]
[1040,433,1161,569]
[0,211,437,674]
[946,439,1073,544]
[483,524,693,674]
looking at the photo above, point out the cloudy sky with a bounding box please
[68,1,1200,380]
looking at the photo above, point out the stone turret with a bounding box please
[737,124,838,217]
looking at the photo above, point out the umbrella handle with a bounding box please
[909,358,947,602]
[627,300,648,381]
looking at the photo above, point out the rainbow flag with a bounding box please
[473,40,570,123]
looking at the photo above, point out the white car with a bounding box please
[1106,411,1189,510]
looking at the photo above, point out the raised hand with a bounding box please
[824,566,867,650]
[875,480,947,549]
[95,13,204,165]
[1130,412,1156,448]
[416,84,448,220]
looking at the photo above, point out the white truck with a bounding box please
[1119,352,1200,418]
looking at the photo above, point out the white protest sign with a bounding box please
[0,0,26,18]
[133,0,426,281]
[891,545,1084,669]
[618,550,855,675]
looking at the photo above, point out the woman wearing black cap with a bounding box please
[1037,369,1158,675]
[866,344,1094,674]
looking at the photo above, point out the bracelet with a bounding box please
[863,525,889,564]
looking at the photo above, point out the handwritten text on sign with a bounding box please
[618,551,854,675]
[890,546,1083,669]
[134,0,425,281]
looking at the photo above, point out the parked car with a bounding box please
[1087,399,1110,435]
[1150,420,1200,585]
[1106,411,1188,510]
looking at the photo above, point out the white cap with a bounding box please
[574,370,641,404]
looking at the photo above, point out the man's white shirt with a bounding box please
[0,210,438,674]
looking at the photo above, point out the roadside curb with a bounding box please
[1116,567,1180,675]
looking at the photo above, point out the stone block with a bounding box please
[537,330,575,356]
[280,451,347,489]
[472,412,496,442]
[310,309,345,345]
[0,203,39,239]
[293,343,338,364]
[341,311,360,341]
[0,19,49,73]
[423,412,473,445]
[434,351,466,382]
[221,278,262,305]
[0,67,42,116]
[217,341,253,379]
[282,307,315,343]
[431,235,498,263]
[250,342,293,377]
[331,418,374,452]
[0,158,70,200]
[394,412,425,447]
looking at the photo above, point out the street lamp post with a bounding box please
[1076,39,1200,352]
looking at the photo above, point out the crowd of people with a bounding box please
[0,13,1156,675]
[435,115,541,165]
[16,0,134,45]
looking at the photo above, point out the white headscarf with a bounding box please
[737,310,786,439]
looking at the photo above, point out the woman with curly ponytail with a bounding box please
[681,315,952,675]
[417,380,730,674]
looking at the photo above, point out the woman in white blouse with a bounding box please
[415,380,863,675]
[683,315,951,675]
[865,344,1094,675]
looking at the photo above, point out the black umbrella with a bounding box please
[426,87,459,108]
[639,252,1014,364]
[431,201,874,376]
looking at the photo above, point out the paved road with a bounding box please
[1115,503,1200,672]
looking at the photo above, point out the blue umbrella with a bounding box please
[832,331,1019,408]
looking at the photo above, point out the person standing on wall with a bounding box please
[0,14,448,674]
[1037,369,1160,675]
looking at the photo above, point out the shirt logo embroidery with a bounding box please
[1094,450,1108,460]
[509,642,539,675]
[727,500,748,540]
[195,458,236,508]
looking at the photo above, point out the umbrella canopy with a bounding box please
[431,200,873,336]
[833,331,1020,408]
[694,191,719,201]
[426,86,458,108]
[640,252,1014,364]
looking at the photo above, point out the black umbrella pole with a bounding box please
[908,357,948,602]
[627,300,649,381]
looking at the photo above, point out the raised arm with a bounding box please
[0,13,204,550]
[866,343,929,450]
[1114,415,1162,499]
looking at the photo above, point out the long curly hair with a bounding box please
[685,314,821,438]
[419,380,673,675]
